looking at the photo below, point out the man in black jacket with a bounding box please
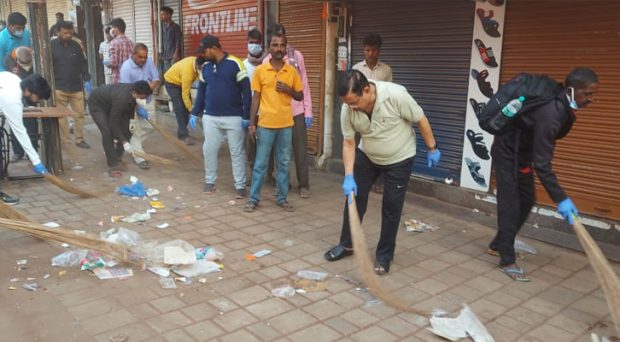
[88,81,152,176]
[489,67,598,282]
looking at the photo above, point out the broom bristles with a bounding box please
[573,219,620,334]
[0,217,135,264]
[147,119,203,166]
[0,201,33,222]
[348,195,431,316]
[133,150,175,166]
[44,174,97,198]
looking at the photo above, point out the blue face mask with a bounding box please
[567,87,579,110]
[12,29,24,38]
[247,43,262,56]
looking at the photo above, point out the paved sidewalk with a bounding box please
[0,118,617,341]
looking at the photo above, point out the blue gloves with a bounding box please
[557,198,579,224]
[189,115,199,130]
[242,119,250,129]
[305,117,313,128]
[33,163,48,175]
[427,149,441,168]
[136,107,149,119]
[83,81,92,94]
[342,174,357,204]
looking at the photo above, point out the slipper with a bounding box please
[324,245,353,262]
[486,249,500,257]
[474,39,498,68]
[474,69,494,98]
[469,98,486,118]
[138,161,150,170]
[465,157,487,187]
[500,266,530,282]
[477,8,501,38]
[374,260,390,276]
[466,129,490,160]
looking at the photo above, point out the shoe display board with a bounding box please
[460,0,505,192]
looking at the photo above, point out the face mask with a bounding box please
[110,28,118,38]
[567,87,579,110]
[136,98,147,107]
[248,43,262,56]
[12,30,24,38]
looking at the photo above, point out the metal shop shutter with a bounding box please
[134,0,154,55]
[112,0,134,44]
[351,1,474,181]
[46,0,68,31]
[182,0,260,58]
[500,2,620,220]
[163,0,180,25]
[279,0,325,155]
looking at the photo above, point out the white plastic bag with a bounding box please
[51,250,88,267]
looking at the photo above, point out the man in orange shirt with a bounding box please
[245,28,303,213]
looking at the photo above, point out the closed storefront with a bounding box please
[47,0,69,31]
[112,0,155,56]
[500,2,620,220]
[350,1,475,181]
[278,0,325,154]
[181,0,259,58]
[162,0,180,25]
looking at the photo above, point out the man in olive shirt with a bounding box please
[324,70,441,275]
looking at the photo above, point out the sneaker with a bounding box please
[0,192,19,205]
[182,137,195,146]
[466,129,490,160]
[75,141,91,149]
[203,183,216,194]
[9,154,24,163]
[235,188,246,199]
[244,201,257,212]
[277,200,295,212]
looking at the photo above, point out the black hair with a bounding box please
[133,81,153,96]
[195,56,207,67]
[247,28,262,42]
[565,67,598,89]
[20,74,52,100]
[133,43,148,53]
[337,70,369,97]
[57,20,74,31]
[55,12,64,17]
[104,26,111,34]
[8,12,27,26]
[109,18,126,33]
[266,23,287,45]
[363,33,383,48]
[160,6,173,15]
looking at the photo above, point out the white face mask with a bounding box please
[247,43,262,56]
[136,98,147,107]
[567,87,579,110]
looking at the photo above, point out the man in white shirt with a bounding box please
[99,27,113,85]
[242,28,265,172]
[0,72,51,204]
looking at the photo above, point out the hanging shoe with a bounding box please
[477,8,501,38]
[471,68,494,98]
[469,98,486,118]
[465,157,487,186]
[466,129,490,160]
[474,39,498,67]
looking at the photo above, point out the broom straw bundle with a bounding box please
[43,174,97,198]
[0,201,33,222]
[573,218,620,334]
[133,150,175,166]
[348,195,431,316]
[0,217,134,264]
[147,119,203,167]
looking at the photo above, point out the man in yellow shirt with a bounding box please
[245,28,303,213]
[164,56,206,145]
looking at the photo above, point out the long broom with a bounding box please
[43,174,97,198]
[0,201,33,222]
[573,217,620,334]
[146,119,203,167]
[0,217,135,264]
[348,194,431,316]
[132,150,175,166]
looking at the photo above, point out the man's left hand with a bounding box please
[275,81,292,95]
[136,107,149,119]
[83,81,92,95]
[427,149,441,168]
[305,117,313,129]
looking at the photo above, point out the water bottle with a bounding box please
[488,96,525,132]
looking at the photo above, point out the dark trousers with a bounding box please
[267,114,310,188]
[339,149,414,263]
[165,82,190,139]
[489,154,535,266]
[90,110,129,168]
[10,118,39,156]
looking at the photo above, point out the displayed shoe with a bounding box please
[469,98,486,118]
[466,129,490,160]
[476,8,501,38]
[9,154,24,163]
[471,69,494,98]
[75,141,91,149]
[474,39,498,68]
[0,192,19,205]
[465,157,487,186]
[235,188,246,199]
[203,183,216,194]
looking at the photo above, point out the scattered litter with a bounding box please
[97,221,104,227]
[100,228,141,247]
[293,279,328,292]
[21,283,39,291]
[52,250,88,267]
[198,278,207,284]
[8,286,16,290]
[195,247,224,261]
[73,230,86,234]
[167,185,175,192]
[164,245,197,265]
[71,164,84,170]
[58,270,67,277]
[157,223,170,229]
[109,332,129,342]
[444,177,454,185]
[121,212,151,223]
[159,277,177,289]
[175,196,182,200]
[533,223,540,229]
[149,201,165,209]
[271,285,295,298]
[146,188,160,197]
[514,239,538,255]
[174,276,192,285]
[146,208,157,214]
[43,222,61,228]
[428,304,494,342]
[92,268,133,280]
[472,208,480,213]
[244,253,256,261]
[404,219,439,232]
[296,289,306,294]
[147,266,170,277]
[9,278,20,282]
[80,251,106,271]
[110,216,123,223]
[117,179,147,197]
[173,260,221,277]
[283,240,295,247]
[26,277,35,281]
[43,274,50,279]
[135,240,195,265]
[228,200,236,206]
[297,270,328,281]
[253,249,271,258]
[61,243,70,248]
[16,259,27,266]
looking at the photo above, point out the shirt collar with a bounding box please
[371,81,387,105]
[362,60,384,70]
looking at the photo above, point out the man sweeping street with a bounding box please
[324,70,441,275]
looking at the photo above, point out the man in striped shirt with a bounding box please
[107,18,134,84]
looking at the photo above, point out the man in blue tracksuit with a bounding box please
[189,35,252,198]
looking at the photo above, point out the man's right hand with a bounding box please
[557,198,579,224]
[342,174,357,204]
[189,115,199,130]
[122,142,133,154]
[248,125,257,142]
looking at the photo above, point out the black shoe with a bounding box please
[471,69,494,98]
[477,8,501,38]
[466,129,490,160]
[469,98,486,118]
[465,157,487,186]
[324,245,353,262]
[0,192,19,205]
[9,154,24,163]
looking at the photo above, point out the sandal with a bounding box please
[500,265,530,282]
[324,245,353,262]
[277,201,295,212]
[138,161,150,170]
[374,260,391,276]
[244,202,257,213]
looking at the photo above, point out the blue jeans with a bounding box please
[249,126,292,204]
[164,82,189,139]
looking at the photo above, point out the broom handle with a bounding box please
[572,217,620,334]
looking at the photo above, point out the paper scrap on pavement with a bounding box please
[43,222,61,228]
[253,249,271,258]
[121,212,151,223]
[428,305,494,342]
[404,219,438,232]
[157,223,170,229]
[147,266,170,277]
[173,260,221,277]
[164,246,197,265]
[92,268,134,280]
[159,277,177,289]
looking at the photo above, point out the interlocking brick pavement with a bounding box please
[0,116,617,341]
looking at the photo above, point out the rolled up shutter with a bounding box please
[112,0,134,43]
[134,0,154,55]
